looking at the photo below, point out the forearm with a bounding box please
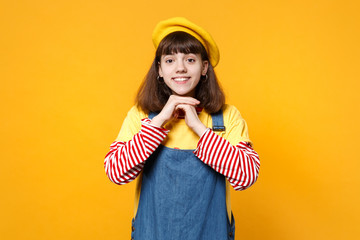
[194,129,260,191]
[104,118,169,185]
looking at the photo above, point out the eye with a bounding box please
[165,59,173,63]
[187,58,196,63]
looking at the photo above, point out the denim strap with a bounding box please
[211,109,226,132]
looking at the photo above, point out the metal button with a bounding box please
[132,226,135,231]
[229,231,233,237]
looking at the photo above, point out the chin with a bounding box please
[174,92,192,97]
[172,89,196,97]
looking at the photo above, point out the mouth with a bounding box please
[172,77,190,82]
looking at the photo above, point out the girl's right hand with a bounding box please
[150,95,200,128]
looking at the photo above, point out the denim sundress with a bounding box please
[131,111,235,240]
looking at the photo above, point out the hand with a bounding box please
[174,104,207,137]
[150,95,200,128]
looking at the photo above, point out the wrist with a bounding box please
[150,116,166,128]
[193,123,207,137]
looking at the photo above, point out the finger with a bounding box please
[175,104,193,111]
[170,95,200,105]
[172,110,180,119]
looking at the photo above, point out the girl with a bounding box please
[104,17,260,240]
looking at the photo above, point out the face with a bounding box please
[159,53,208,97]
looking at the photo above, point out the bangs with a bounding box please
[156,31,208,58]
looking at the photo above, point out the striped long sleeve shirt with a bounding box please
[104,118,260,191]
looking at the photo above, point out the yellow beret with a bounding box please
[152,17,220,67]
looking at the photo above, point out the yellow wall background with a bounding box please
[1,0,359,239]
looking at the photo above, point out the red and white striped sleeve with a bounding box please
[104,118,169,185]
[194,128,260,191]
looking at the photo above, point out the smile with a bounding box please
[172,77,190,82]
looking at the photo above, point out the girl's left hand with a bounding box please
[175,104,207,137]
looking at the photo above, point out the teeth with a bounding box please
[173,77,189,82]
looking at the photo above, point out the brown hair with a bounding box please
[136,31,225,113]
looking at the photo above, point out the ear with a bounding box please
[202,60,209,75]
[158,64,163,77]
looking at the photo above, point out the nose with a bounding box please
[176,60,187,73]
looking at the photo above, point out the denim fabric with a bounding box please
[131,111,235,240]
